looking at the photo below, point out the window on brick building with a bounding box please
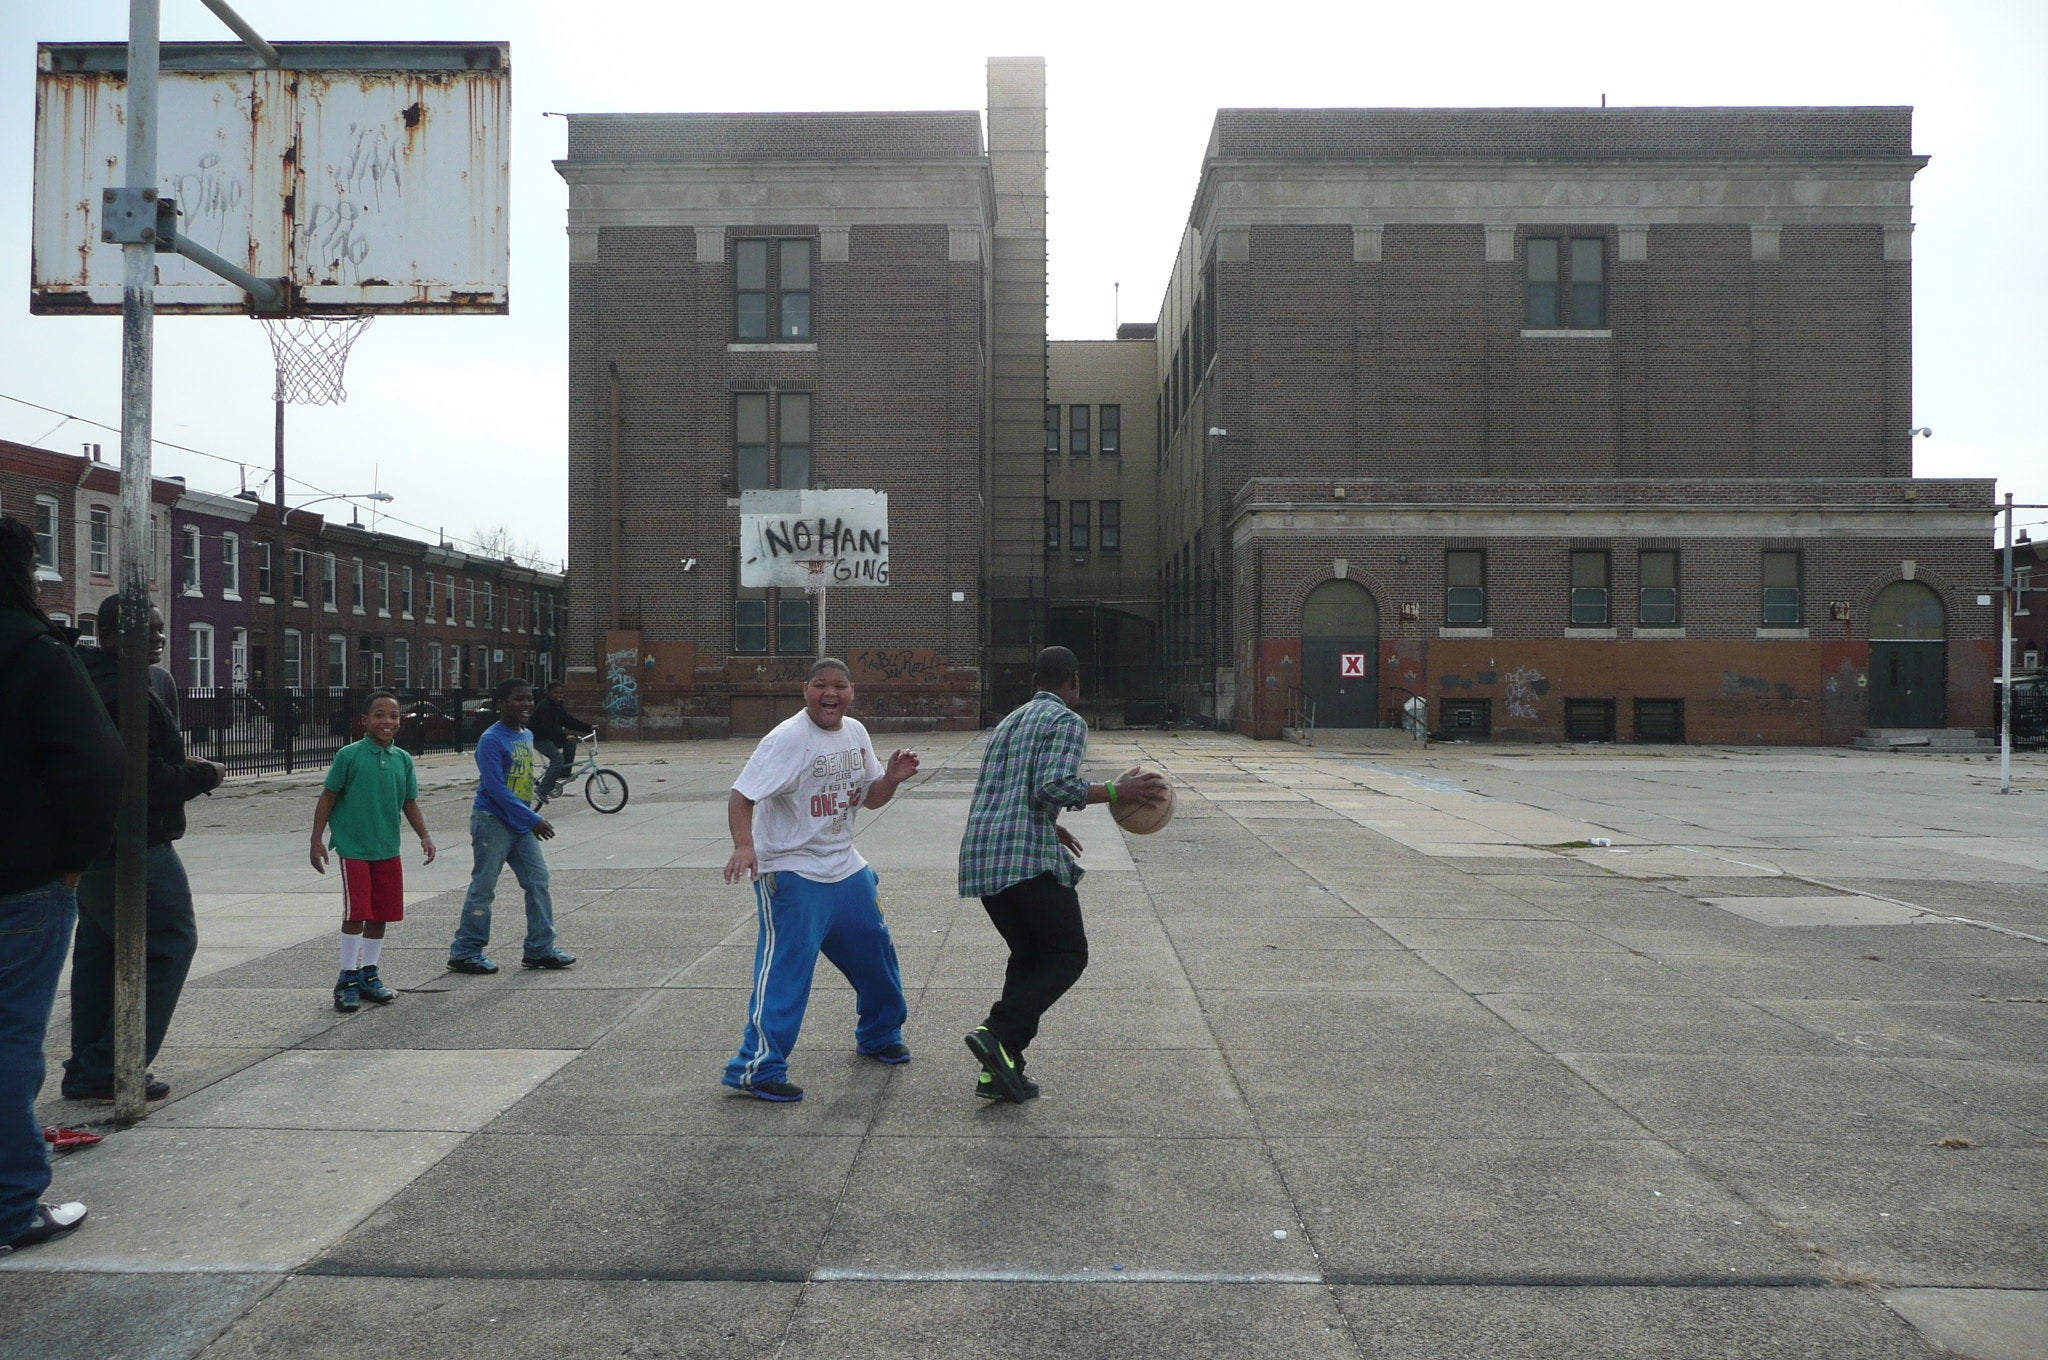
[402,566,415,617]
[322,554,339,610]
[1070,405,1090,455]
[1761,551,1802,625]
[1100,405,1120,456]
[732,551,812,656]
[734,391,813,491]
[33,497,58,574]
[222,533,240,600]
[351,557,366,611]
[2017,566,2032,616]
[1638,551,1679,626]
[291,548,307,603]
[1446,550,1486,624]
[1045,500,1059,551]
[327,634,348,693]
[182,526,202,594]
[256,540,273,599]
[1570,551,1610,625]
[1045,405,1060,455]
[1070,501,1090,552]
[1100,501,1121,553]
[282,629,303,690]
[1526,237,1605,329]
[378,562,390,615]
[780,392,811,490]
[90,507,111,576]
[734,238,812,341]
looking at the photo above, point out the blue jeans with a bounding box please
[450,808,557,962]
[65,844,198,1096]
[0,880,79,1240]
[534,738,574,801]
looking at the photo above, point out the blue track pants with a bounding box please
[723,866,907,1089]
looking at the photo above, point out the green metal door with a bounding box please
[1302,580,1378,728]
[1869,582,1946,728]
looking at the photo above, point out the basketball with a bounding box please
[1110,773,1176,835]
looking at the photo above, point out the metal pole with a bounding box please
[816,584,828,662]
[2001,492,2014,795]
[274,396,290,773]
[112,0,162,1125]
[195,0,282,67]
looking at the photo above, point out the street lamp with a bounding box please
[291,490,394,525]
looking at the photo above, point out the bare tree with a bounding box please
[465,524,559,572]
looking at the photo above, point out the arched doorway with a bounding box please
[1869,581,1946,727]
[1301,579,1379,728]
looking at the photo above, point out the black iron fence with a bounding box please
[181,687,491,776]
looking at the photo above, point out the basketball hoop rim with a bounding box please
[799,560,830,596]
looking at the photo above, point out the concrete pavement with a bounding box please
[3,732,2043,1358]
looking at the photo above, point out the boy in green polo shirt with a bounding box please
[310,691,437,1012]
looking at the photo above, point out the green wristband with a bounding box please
[1107,780,1119,806]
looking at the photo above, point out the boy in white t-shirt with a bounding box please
[721,658,921,1102]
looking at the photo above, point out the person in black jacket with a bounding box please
[531,681,596,806]
[60,594,223,1104]
[0,519,121,1257]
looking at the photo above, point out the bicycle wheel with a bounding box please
[585,768,629,813]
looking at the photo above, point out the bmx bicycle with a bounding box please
[538,736,630,814]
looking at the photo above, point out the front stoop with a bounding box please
[1852,728,1997,752]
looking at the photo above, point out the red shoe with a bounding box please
[43,1127,105,1152]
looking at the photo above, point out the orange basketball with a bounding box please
[1110,774,1176,835]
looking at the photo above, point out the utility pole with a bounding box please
[2001,492,2014,795]
[110,0,162,1124]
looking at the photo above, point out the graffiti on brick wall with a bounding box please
[852,648,955,683]
[604,648,640,730]
[1505,666,1550,720]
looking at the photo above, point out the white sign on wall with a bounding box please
[739,489,890,588]
[1340,653,1366,677]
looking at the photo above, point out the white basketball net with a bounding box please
[801,560,830,596]
[262,315,374,405]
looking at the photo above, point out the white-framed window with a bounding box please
[2016,566,2032,616]
[221,532,241,600]
[322,554,338,610]
[76,614,97,642]
[89,506,111,576]
[427,640,443,690]
[464,580,476,628]
[483,581,496,629]
[230,626,249,691]
[326,633,348,693]
[446,577,457,625]
[351,557,366,612]
[188,623,215,691]
[391,636,411,687]
[401,565,415,618]
[34,496,60,576]
[282,629,304,690]
[182,526,203,594]
[377,562,391,616]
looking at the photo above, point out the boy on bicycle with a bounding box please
[532,681,596,807]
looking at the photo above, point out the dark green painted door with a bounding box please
[1302,580,1378,728]
[1870,643,1946,727]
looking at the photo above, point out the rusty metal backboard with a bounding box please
[32,42,509,315]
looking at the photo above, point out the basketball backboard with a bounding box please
[740,490,891,588]
[32,42,509,315]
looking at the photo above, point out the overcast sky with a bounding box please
[3,0,2043,563]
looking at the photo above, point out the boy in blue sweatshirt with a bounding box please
[447,678,575,974]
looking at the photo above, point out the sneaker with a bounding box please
[60,1077,169,1103]
[521,951,577,970]
[863,1043,912,1065]
[965,1027,1032,1103]
[0,1202,88,1257]
[333,969,361,1013]
[975,1069,1040,1102]
[355,965,396,1004]
[731,1079,804,1103]
[446,956,500,975]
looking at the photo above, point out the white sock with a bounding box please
[339,933,363,971]
[359,936,384,969]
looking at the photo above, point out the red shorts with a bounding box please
[339,857,405,923]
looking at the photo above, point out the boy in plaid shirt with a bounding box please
[957,647,1165,1102]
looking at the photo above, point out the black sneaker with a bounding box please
[446,956,500,975]
[355,965,396,1004]
[732,1079,804,1103]
[863,1043,912,1065]
[0,1201,87,1257]
[521,951,577,970]
[965,1027,1032,1103]
[975,1069,1040,1101]
[61,1077,169,1103]
[333,969,361,1013]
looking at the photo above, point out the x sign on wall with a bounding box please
[1340,653,1366,677]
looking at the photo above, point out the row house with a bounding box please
[3,438,566,705]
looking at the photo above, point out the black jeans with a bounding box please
[63,844,198,1095]
[979,872,1089,1057]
